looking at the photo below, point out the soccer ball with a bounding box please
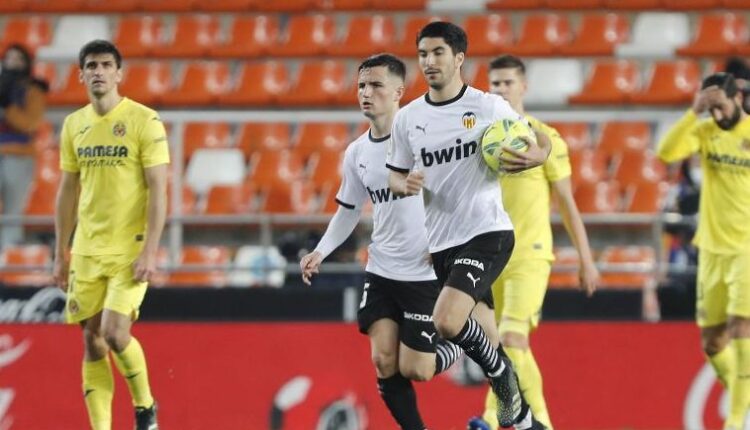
[481,118,535,174]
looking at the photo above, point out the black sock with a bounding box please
[448,318,502,376]
[377,374,425,430]
[435,339,462,374]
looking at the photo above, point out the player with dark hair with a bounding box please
[658,72,750,430]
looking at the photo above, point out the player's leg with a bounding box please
[723,252,750,429]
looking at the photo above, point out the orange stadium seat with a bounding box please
[114,16,164,57]
[255,0,313,11]
[276,14,336,57]
[470,63,490,93]
[561,14,629,56]
[509,14,572,56]
[236,122,291,157]
[612,150,667,187]
[574,181,621,213]
[0,0,27,13]
[336,77,360,107]
[152,15,220,58]
[26,0,84,12]
[247,150,304,186]
[141,0,195,11]
[195,0,255,11]
[0,245,53,287]
[569,60,640,105]
[569,149,608,187]
[33,120,56,150]
[315,0,372,10]
[219,61,289,106]
[545,0,603,7]
[596,121,652,159]
[547,122,592,153]
[168,185,197,215]
[630,60,700,105]
[464,14,514,56]
[677,13,748,56]
[47,64,87,106]
[183,122,233,164]
[403,64,429,104]
[24,178,58,216]
[168,246,230,288]
[309,151,344,191]
[598,245,655,289]
[330,15,396,57]
[278,61,348,106]
[603,0,660,9]
[486,0,544,8]
[204,183,256,214]
[85,0,139,12]
[374,0,425,9]
[624,181,670,213]
[723,0,750,8]
[392,16,447,56]
[258,180,316,214]
[32,62,57,92]
[662,0,721,8]
[162,62,230,106]
[120,62,172,106]
[1,17,52,53]
[34,148,60,184]
[293,123,350,160]
[549,247,581,289]
[210,15,279,58]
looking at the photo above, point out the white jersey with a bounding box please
[337,130,436,281]
[386,85,519,252]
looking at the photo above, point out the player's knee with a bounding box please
[401,363,435,382]
[101,326,130,352]
[499,330,529,350]
[371,350,398,377]
[702,332,729,356]
[433,312,461,339]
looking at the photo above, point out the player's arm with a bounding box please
[499,128,552,173]
[656,89,709,163]
[300,205,362,285]
[388,169,424,197]
[552,177,599,296]
[133,164,168,282]
[53,171,79,291]
[386,109,422,196]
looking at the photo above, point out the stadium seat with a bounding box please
[569,60,641,105]
[624,181,670,213]
[723,0,750,8]
[612,150,667,186]
[0,245,53,287]
[218,61,289,106]
[152,15,220,58]
[195,0,255,11]
[85,0,139,12]
[545,0,603,7]
[167,246,230,288]
[24,177,58,216]
[509,14,572,56]
[33,120,56,150]
[293,123,350,160]
[574,181,621,213]
[168,184,197,215]
[185,148,245,194]
[204,183,256,214]
[37,15,108,61]
[229,245,287,288]
[392,16,446,56]
[470,62,490,93]
[162,62,231,106]
[560,13,629,56]
[330,15,396,57]
[120,62,172,106]
[1,17,52,53]
[309,151,344,191]
[141,0,195,11]
[464,14,513,56]
[255,0,313,11]
[32,62,57,93]
[630,60,700,105]
[524,60,583,106]
[616,13,690,58]
[596,121,652,158]
[569,149,608,187]
[0,0,27,13]
[598,245,655,289]
[246,150,304,186]
[114,16,163,57]
[546,122,592,153]
[316,0,371,9]
[318,187,341,214]
[34,148,60,184]
[257,180,316,214]
[276,14,336,57]
[47,64,87,106]
[549,247,580,289]
[278,61,348,106]
[210,15,279,58]
[336,77,360,107]
[26,0,84,12]
[486,0,544,8]
[373,0,425,9]
[603,0,660,9]
[183,122,233,164]
[677,13,748,56]
[662,0,721,9]
[236,122,291,157]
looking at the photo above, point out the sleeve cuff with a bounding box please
[385,163,409,174]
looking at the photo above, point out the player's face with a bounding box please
[418,37,464,90]
[488,68,526,108]
[80,53,122,97]
[707,90,742,130]
[357,65,403,119]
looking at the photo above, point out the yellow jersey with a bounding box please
[60,97,170,256]
[500,116,572,261]
[657,110,750,254]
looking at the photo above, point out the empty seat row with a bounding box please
[550,245,657,289]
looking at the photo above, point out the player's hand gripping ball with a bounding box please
[481,118,536,174]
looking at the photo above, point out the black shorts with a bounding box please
[430,230,515,308]
[357,272,441,353]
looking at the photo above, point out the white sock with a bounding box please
[513,408,533,430]
[488,358,506,378]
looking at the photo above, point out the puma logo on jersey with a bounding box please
[420,331,436,343]
[415,124,428,135]
[367,186,406,204]
[466,272,481,288]
[421,138,478,167]
[454,258,485,271]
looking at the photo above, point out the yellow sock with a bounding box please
[482,386,499,429]
[82,357,114,430]
[524,349,552,429]
[112,337,154,408]
[727,339,750,429]
[708,346,736,389]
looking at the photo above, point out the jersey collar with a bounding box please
[425,84,468,107]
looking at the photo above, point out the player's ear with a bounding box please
[455,52,465,69]
[115,67,123,84]
[394,83,404,102]
[78,69,84,83]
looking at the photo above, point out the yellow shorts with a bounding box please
[696,250,750,328]
[65,253,148,324]
[492,257,551,336]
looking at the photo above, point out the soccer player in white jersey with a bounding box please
[387,22,551,430]
[300,54,463,430]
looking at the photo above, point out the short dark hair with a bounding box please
[725,57,750,82]
[78,40,122,69]
[2,44,33,76]
[416,21,467,55]
[358,53,406,81]
[702,72,739,98]
[489,55,526,75]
